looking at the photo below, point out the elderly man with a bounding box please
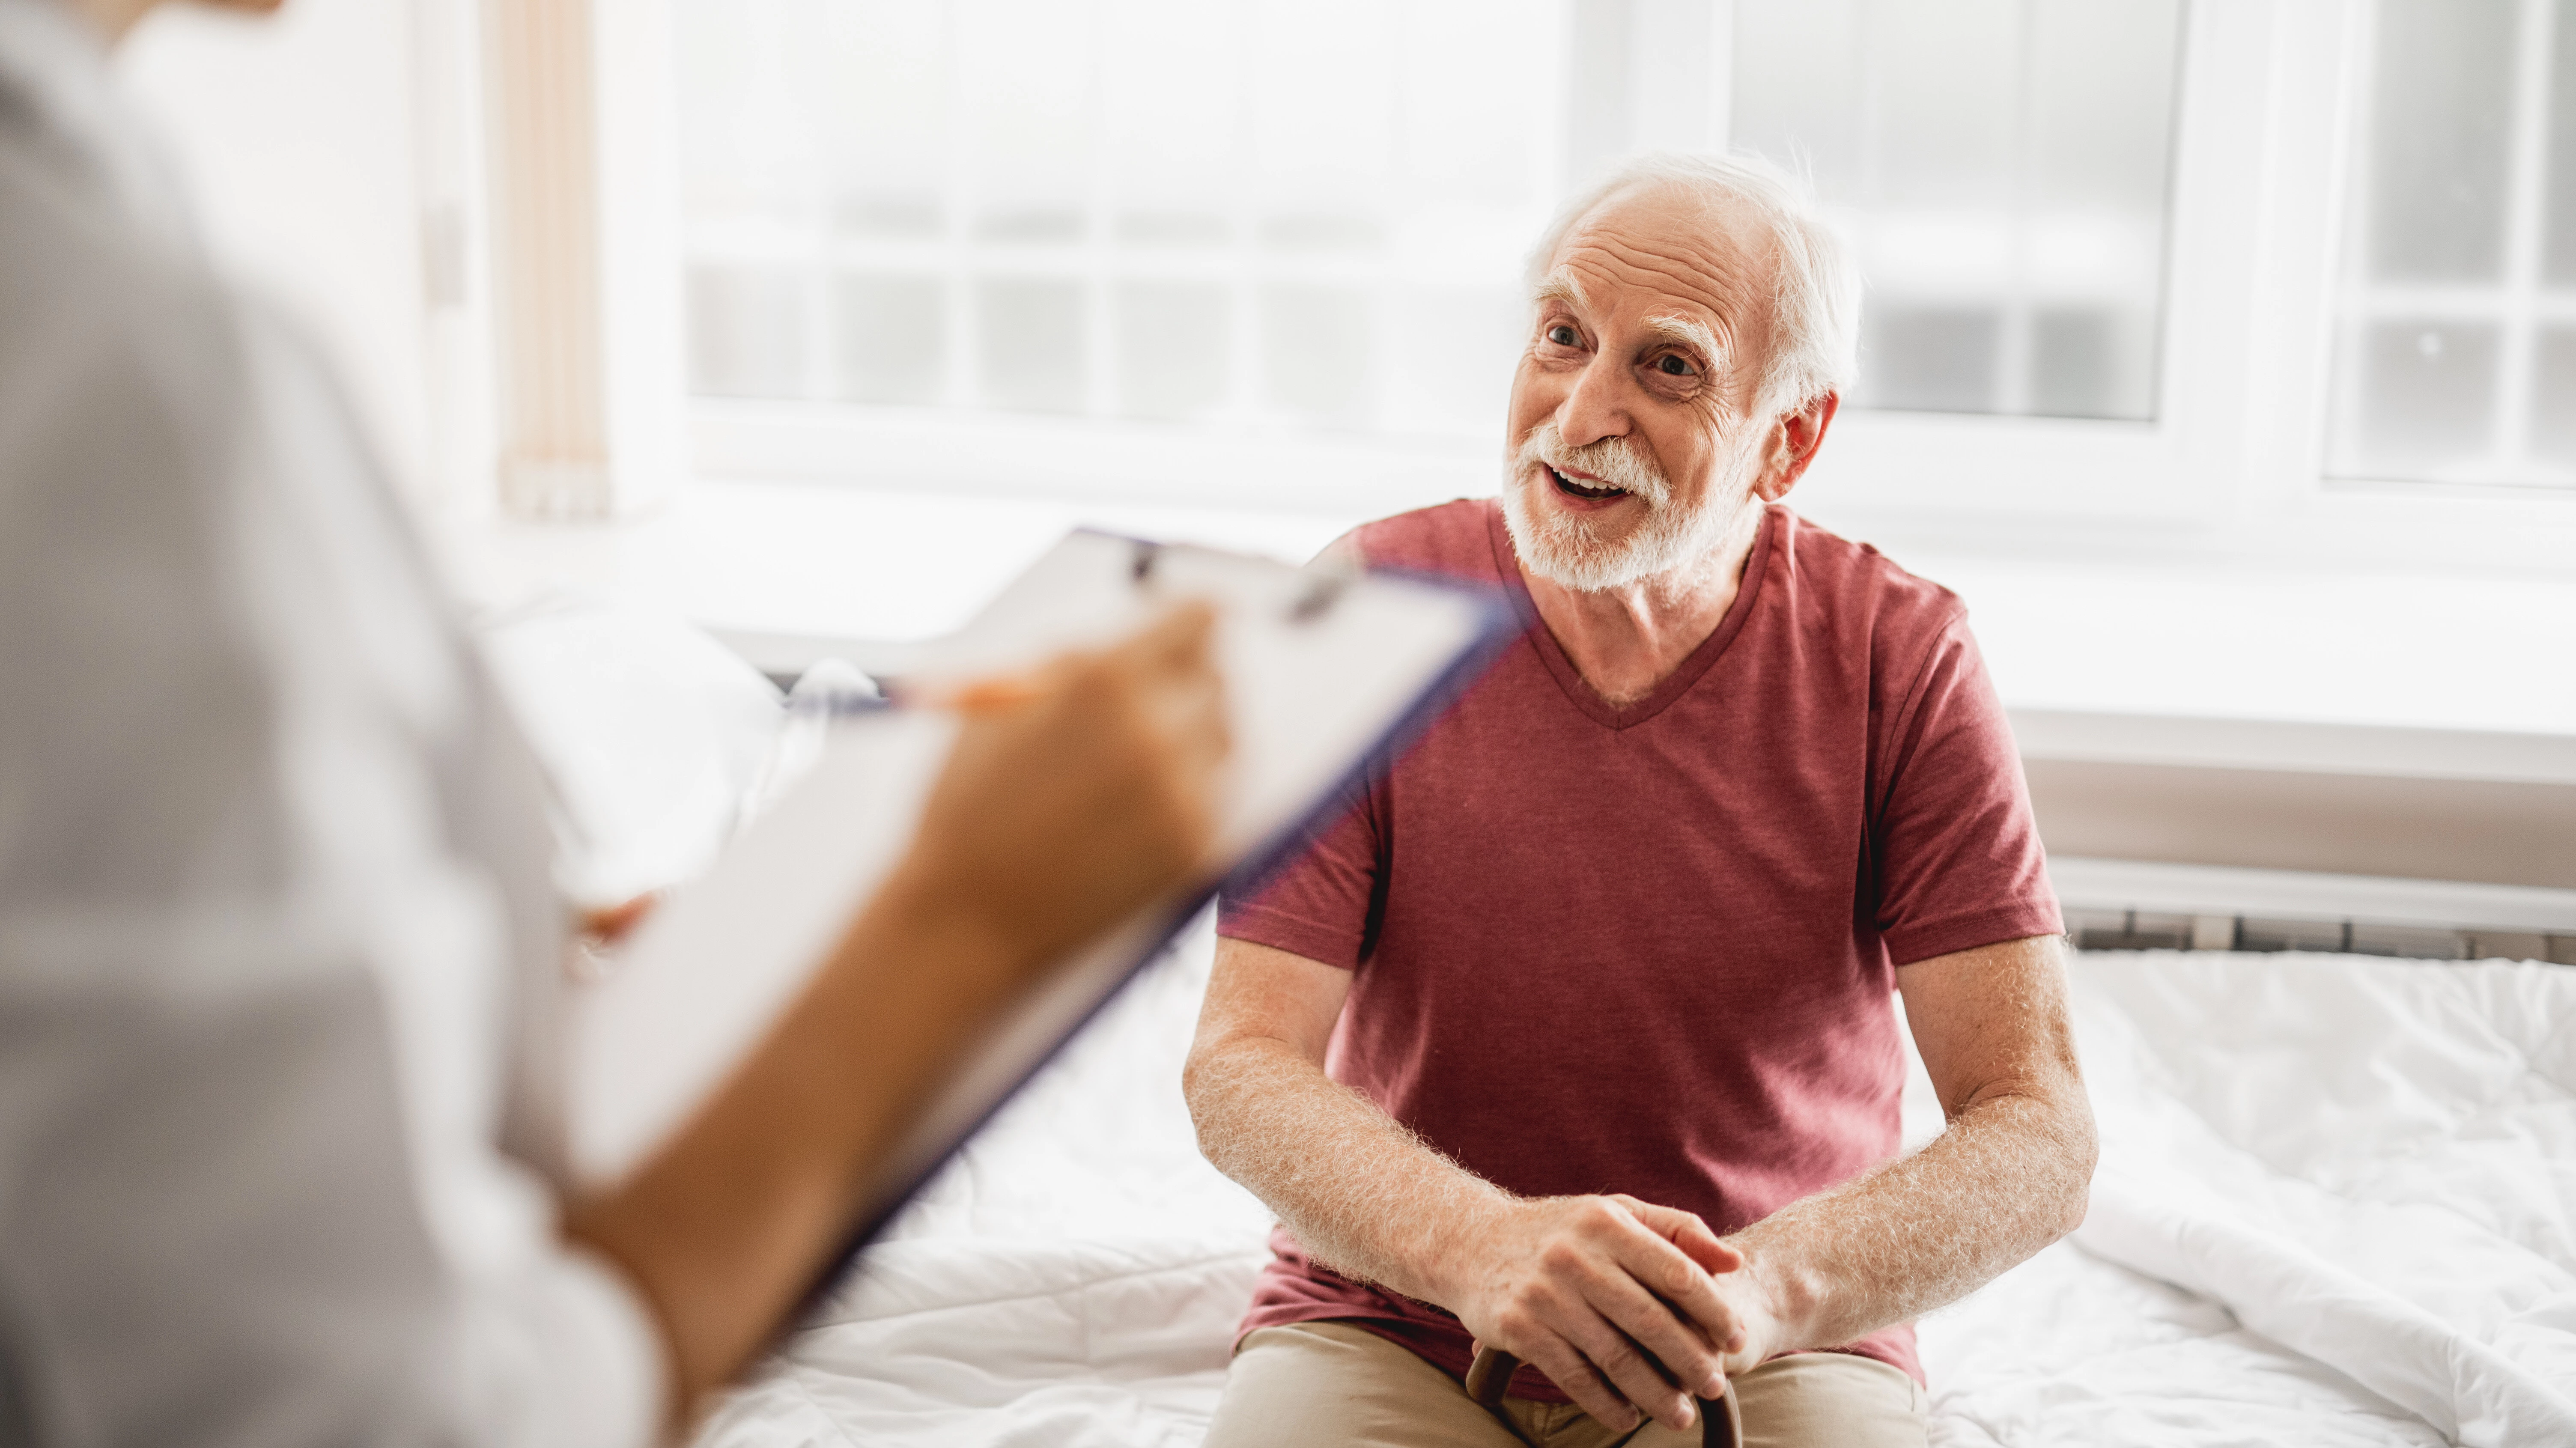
[1184,152,2096,1448]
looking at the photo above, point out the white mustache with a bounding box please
[1515,425,1670,505]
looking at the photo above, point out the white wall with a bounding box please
[116,0,447,503]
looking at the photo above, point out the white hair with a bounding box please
[1524,150,1861,416]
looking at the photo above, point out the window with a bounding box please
[1732,0,2185,421]
[680,0,2189,439]
[2325,0,2576,490]
[667,0,2576,566]
[677,0,1553,447]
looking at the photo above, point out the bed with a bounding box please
[675,918,2576,1448]
[476,599,2576,1448]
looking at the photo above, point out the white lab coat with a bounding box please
[0,1,662,1442]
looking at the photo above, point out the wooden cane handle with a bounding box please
[1707,1379,1744,1448]
[1464,1346,1741,1447]
[1465,1346,1521,1409]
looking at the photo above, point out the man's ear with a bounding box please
[1754,393,1840,503]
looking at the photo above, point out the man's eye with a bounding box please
[1655,355,1695,376]
[1546,325,1580,346]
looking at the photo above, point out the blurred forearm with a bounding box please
[563,860,1035,1419]
[568,604,1228,1428]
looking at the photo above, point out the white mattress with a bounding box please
[688,921,2576,1448]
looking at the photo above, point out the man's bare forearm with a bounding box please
[1185,1033,1502,1303]
[1734,1069,2096,1355]
[1187,931,2095,1410]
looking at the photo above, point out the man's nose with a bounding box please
[1555,358,1631,450]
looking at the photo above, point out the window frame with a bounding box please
[1772,0,2260,536]
[2227,0,2576,572]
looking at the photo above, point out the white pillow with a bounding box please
[476,594,796,906]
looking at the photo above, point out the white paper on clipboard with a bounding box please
[564,530,1508,1227]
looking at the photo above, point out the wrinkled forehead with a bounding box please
[1536,181,1780,364]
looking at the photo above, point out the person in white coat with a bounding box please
[0,0,1231,1442]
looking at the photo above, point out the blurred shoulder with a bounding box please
[0,119,239,442]
[0,121,277,702]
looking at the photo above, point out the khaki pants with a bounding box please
[1201,1321,1927,1448]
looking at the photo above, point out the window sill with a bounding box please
[443,477,2576,745]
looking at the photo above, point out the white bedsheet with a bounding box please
[692,926,2576,1448]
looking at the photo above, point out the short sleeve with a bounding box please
[1869,617,2062,965]
[1216,776,1383,970]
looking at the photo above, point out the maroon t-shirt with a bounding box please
[1217,499,2059,1400]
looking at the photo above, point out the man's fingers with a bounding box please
[1570,1252,1730,1406]
[1672,1218,1741,1277]
[1459,1196,1762,1435]
[1505,1323,1650,1435]
[1598,1212,1741,1388]
[1610,1194,1743,1275]
[1544,1295,1699,1433]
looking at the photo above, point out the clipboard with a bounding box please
[564,528,1512,1279]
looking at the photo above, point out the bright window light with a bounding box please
[675,0,1554,445]
[1730,0,2186,422]
[2325,0,2576,491]
[666,0,2575,571]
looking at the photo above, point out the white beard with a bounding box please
[1500,423,1754,593]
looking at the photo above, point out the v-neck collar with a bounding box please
[1482,501,1781,731]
